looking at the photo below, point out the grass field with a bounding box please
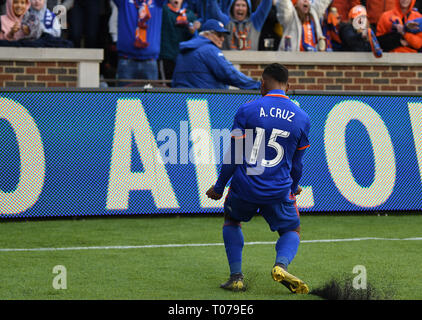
[0,214,421,300]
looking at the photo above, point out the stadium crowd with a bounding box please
[1,0,422,88]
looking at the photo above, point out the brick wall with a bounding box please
[0,61,78,88]
[240,64,422,92]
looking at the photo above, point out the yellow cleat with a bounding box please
[220,273,246,291]
[272,265,309,294]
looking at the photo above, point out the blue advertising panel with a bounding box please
[0,90,421,218]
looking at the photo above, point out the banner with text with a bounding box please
[0,91,421,218]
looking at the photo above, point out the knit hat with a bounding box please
[348,5,367,20]
[291,0,298,5]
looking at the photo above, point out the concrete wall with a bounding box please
[224,51,422,93]
[0,48,103,88]
[1,48,420,91]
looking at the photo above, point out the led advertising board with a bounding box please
[0,90,421,218]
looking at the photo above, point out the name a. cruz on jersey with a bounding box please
[259,107,296,122]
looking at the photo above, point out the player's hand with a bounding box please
[206,186,222,200]
[294,186,302,196]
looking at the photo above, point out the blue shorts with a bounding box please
[224,191,300,234]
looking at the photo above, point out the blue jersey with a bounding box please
[214,89,310,204]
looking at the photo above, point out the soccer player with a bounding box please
[206,63,311,294]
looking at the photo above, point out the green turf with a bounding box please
[0,214,421,300]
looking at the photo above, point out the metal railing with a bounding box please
[101,78,172,88]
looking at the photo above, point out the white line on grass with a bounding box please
[0,237,422,252]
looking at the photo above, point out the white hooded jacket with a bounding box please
[275,0,331,51]
[29,0,61,37]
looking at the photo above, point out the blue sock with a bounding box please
[275,231,300,269]
[223,222,244,275]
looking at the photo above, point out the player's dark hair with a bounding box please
[262,63,289,84]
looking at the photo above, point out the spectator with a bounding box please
[275,0,331,51]
[159,0,200,81]
[172,19,261,89]
[113,0,164,84]
[0,0,42,41]
[68,0,99,48]
[322,5,342,51]
[185,0,231,24]
[30,0,61,37]
[97,0,116,87]
[376,0,422,52]
[339,5,373,51]
[366,0,395,30]
[207,0,272,50]
[105,0,118,83]
[98,0,118,85]
[256,0,283,50]
[330,0,361,23]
